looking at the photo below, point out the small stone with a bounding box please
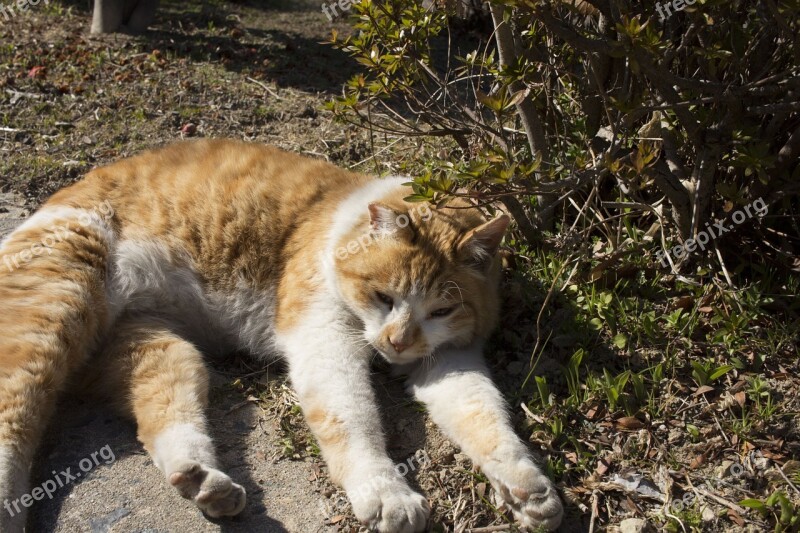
[620,517,652,533]
[716,460,735,478]
[701,505,716,522]
[754,456,770,471]
[453,453,469,465]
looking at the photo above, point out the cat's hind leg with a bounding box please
[86,314,246,518]
[0,207,113,532]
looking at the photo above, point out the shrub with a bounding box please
[328,0,799,280]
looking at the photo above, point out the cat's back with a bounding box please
[51,139,366,230]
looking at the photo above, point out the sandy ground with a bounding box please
[29,390,333,533]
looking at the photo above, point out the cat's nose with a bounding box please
[389,338,409,353]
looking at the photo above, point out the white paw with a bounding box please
[486,457,563,531]
[348,473,430,533]
[168,460,247,518]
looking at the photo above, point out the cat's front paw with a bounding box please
[168,460,247,518]
[486,457,563,531]
[348,474,430,533]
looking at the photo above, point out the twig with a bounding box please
[225,396,259,415]
[695,485,748,514]
[713,241,734,288]
[663,509,688,533]
[246,76,284,101]
[588,489,599,533]
[528,257,571,367]
[351,136,405,168]
[466,526,511,532]
[777,463,800,497]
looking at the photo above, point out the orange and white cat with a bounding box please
[0,139,563,532]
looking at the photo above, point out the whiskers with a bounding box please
[442,280,469,310]
[420,347,439,375]
[338,330,377,359]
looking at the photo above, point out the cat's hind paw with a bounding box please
[488,459,563,531]
[168,461,247,518]
[350,475,429,533]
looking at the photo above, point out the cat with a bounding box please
[0,139,563,532]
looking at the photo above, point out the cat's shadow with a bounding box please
[27,372,297,533]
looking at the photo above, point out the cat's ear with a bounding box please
[368,203,411,238]
[457,215,510,267]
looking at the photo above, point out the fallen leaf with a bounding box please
[689,454,705,469]
[762,450,786,461]
[727,508,745,526]
[734,391,746,407]
[673,295,693,310]
[565,451,579,464]
[693,385,716,396]
[181,123,197,136]
[609,472,664,501]
[616,416,645,429]
[27,66,46,79]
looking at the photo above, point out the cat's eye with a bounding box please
[429,306,454,318]
[375,292,394,308]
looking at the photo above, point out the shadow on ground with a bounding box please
[57,0,360,93]
[28,370,313,533]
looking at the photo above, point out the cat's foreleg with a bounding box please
[280,325,429,533]
[408,344,563,531]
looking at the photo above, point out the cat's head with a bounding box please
[332,198,508,364]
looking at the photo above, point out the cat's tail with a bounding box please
[0,199,116,531]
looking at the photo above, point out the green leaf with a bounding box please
[612,334,627,349]
[739,498,767,512]
[709,365,733,382]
